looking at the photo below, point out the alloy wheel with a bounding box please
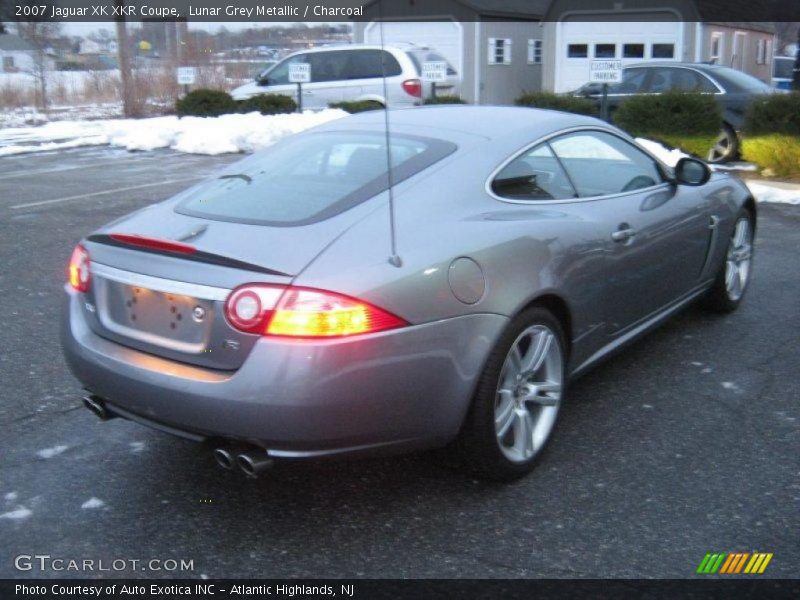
[494,324,563,463]
[725,216,752,302]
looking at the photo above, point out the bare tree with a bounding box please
[16,21,61,113]
[115,0,137,117]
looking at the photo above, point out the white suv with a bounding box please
[231,44,460,109]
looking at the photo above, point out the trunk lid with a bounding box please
[82,197,377,370]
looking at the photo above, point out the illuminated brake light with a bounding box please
[68,244,91,293]
[109,233,196,255]
[224,284,407,338]
[267,288,406,338]
[401,78,422,98]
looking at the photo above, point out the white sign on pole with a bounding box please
[589,60,623,84]
[421,61,448,82]
[176,66,197,85]
[288,63,311,83]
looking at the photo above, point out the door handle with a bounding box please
[611,226,637,242]
[302,90,314,95]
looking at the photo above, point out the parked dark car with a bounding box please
[573,62,777,163]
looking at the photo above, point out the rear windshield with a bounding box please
[712,66,773,92]
[176,132,456,226]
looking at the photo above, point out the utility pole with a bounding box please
[115,0,135,117]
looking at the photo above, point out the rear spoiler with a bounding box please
[87,233,290,277]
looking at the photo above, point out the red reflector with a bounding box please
[68,244,91,293]
[110,233,196,255]
[401,78,422,98]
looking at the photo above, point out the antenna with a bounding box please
[378,1,402,268]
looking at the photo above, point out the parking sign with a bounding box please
[289,63,311,83]
[421,61,448,82]
[590,60,623,84]
[176,67,196,85]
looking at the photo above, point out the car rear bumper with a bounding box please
[62,286,507,457]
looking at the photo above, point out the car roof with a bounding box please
[625,61,725,72]
[286,43,424,55]
[316,105,608,144]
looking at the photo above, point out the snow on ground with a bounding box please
[36,445,68,459]
[4,492,18,502]
[744,181,800,205]
[635,137,689,166]
[0,109,348,156]
[0,506,32,520]
[81,498,105,509]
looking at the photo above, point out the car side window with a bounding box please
[647,67,717,93]
[608,68,648,94]
[343,50,402,80]
[491,144,577,201]
[307,51,351,83]
[549,131,663,197]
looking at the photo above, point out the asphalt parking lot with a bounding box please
[1,147,798,579]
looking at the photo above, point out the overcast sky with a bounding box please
[61,22,346,37]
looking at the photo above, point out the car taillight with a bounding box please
[224,284,284,334]
[68,244,91,293]
[401,78,422,98]
[224,284,407,338]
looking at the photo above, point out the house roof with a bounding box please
[457,0,551,18]
[0,34,35,52]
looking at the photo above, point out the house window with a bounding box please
[594,44,616,58]
[652,43,675,59]
[710,33,723,64]
[756,39,768,65]
[567,44,588,58]
[488,38,512,65]
[527,39,542,64]
[2,56,14,71]
[623,44,645,59]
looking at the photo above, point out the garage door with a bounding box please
[555,21,682,92]
[363,21,463,77]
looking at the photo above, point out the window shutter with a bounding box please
[504,38,512,64]
[527,39,534,63]
[488,38,497,64]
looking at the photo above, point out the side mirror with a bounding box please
[674,157,711,186]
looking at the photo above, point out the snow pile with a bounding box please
[0,109,348,157]
[745,181,800,205]
[81,497,106,509]
[635,137,688,166]
[36,445,69,459]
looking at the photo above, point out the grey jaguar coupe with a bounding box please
[62,106,755,480]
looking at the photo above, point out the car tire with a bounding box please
[707,123,739,164]
[457,306,567,481]
[703,209,754,313]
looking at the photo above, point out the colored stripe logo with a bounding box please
[697,552,773,574]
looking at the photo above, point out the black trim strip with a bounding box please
[86,234,290,277]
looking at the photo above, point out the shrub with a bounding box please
[329,100,385,113]
[613,91,722,137]
[741,134,800,177]
[237,93,296,115]
[514,91,598,115]
[743,92,800,136]
[176,89,237,117]
[424,94,467,104]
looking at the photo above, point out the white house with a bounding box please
[0,34,36,73]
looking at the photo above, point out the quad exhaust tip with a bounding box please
[213,447,274,478]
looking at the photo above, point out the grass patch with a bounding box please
[423,94,467,104]
[741,134,800,178]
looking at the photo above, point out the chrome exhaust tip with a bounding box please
[236,452,274,478]
[82,395,114,421]
[213,448,235,470]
